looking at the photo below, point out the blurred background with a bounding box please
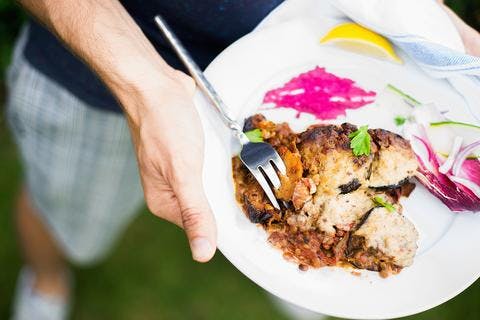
[0,1,479,319]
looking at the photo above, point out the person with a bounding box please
[6,1,479,319]
[438,0,480,57]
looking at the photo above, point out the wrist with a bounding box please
[110,61,194,126]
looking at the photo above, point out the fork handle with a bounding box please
[154,15,250,145]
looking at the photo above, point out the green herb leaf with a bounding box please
[245,129,263,143]
[386,84,421,107]
[348,125,371,156]
[394,116,407,126]
[373,196,395,212]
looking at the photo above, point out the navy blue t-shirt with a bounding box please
[24,1,284,113]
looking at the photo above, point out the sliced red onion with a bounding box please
[415,168,480,212]
[439,136,463,174]
[452,140,480,176]
[402,102,480,211]
[459,159,480,186]
[412,135,438,172]
[448,175,480,199]
[411,134,480,212]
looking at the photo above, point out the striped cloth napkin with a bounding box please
[330,0,480,122]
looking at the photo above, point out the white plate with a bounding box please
[195,19,480,319]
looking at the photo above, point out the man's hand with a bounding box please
[18,0,217,262]
[125,73,217,262]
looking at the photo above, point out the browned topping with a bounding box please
[299,124,352,152]
[370,128,412,149]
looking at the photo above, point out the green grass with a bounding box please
[1,1,480,319]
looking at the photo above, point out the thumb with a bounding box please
[174,177,217,262]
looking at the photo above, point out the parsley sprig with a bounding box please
[394,116,407,126]
[348,125,371,156]
[245,129,263,143]
[373,196,395,212]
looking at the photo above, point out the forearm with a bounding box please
[17,0,182,123]
[442,5,480,56]
[437,0,480,56]
[18,0,217,262]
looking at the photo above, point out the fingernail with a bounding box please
[191,237,214,262]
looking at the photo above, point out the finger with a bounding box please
[173,177,217,263]
[153,191,184,227]
[140,176,184,227]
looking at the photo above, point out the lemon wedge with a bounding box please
[320,22,402,64]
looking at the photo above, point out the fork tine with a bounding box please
[260,162,281,190]
[270,153,287,176]
[250,168,281,210]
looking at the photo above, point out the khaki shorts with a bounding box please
[6,27,144,265]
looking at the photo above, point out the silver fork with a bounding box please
[154,15,286,210]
